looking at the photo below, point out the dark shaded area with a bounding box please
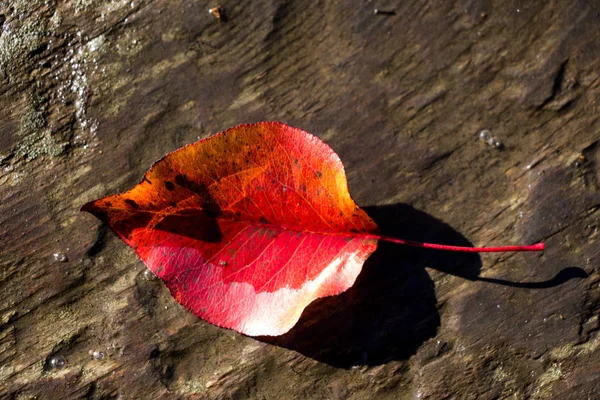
[537,59,569,110]
[259,203,588,368]
[173,177,222,218]
[82,205,155,242]
[260,203,482,368]
[477,267,588,289]
[85,223,109,257]
[155,209,223,243]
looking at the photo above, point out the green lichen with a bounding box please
[19,92,46,136]
[49,10,63,33]
[0,20,46,76]
[75,0,94,14]
[532,363,562,399]
[13,92,66,160]
[87,34,106,53]
[184,380,207,394]
[14,130,66,160]
[10,0,44,15]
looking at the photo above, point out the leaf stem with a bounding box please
[373,235,544,252]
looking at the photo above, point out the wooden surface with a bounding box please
[1,0,599,398]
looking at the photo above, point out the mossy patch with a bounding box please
[0,20,46,76]
[14,130,67,160]
[13,91,68,160]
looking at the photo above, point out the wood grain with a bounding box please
[1,0,599,398]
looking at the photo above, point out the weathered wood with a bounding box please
[1,0,599,398]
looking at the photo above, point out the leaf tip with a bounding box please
[80,199,104,218]
[80,201,95,213]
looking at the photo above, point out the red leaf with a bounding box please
[83,122,379,336]
[82,122,543,336]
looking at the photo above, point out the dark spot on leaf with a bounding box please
[204,208,220,219]
[259,217,270,224]
[315,171,322,178]
[174,174,221,217]
[174,174,188,188]
[155,209,222,243]
[175,174,210,199]
[165,181,175,191]
[125,199,140,209]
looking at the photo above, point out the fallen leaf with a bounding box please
[83,122,379,336]
[82,122,543,336]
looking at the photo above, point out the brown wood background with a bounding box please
[1,0,599,398]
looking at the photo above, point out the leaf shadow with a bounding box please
[86,223,109,257]
[259,203,481,368]
[477,268,588,289]
[258,203,588,368]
